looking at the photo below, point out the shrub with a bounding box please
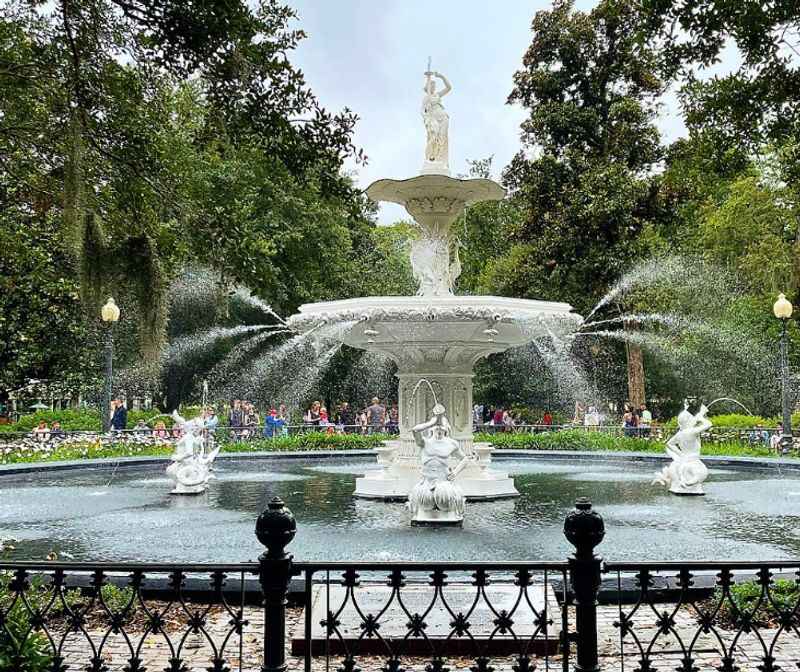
[713,579,800,628]
[0,574,53,672]
[0,408,174,432]
[477,429,660,453]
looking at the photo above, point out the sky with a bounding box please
[283,1,732,224]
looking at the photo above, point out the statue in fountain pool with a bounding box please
[407,404,472,525]
[166,410,220,495]
[653,401,712,496]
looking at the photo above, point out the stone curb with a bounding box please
[3,447,800,477]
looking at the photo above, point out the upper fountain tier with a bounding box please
[288,295,580,373]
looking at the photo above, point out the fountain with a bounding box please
[288,68,580,501]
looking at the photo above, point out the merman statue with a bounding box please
[166,410,220,495]
[407,403,472,525]
[653,400,712,495]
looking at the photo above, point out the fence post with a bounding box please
[256,496,296,672]
[563,497,605,672]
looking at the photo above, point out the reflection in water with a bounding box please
[0,457,798,562]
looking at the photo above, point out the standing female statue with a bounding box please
[421,70,452,173]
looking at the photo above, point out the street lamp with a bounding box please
[101,297,120,432]
[773,293,793,452]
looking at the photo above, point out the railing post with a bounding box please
[256,496,296,672]
[563,497,605,672]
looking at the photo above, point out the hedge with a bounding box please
[0,432,385,465]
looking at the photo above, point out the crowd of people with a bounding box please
[300,397,399,435]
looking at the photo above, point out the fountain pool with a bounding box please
[2,454,800,563]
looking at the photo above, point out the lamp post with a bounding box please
[101,297,120,432]
[774,293,793,452]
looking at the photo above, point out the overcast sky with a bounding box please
[284,1,730,224]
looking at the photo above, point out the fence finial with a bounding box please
[564,497,605,559]
[255,496,296,559]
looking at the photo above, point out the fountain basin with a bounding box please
[4,453,800,562]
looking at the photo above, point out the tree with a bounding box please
[0,0,365,365]
[640,0,800,149]
[498,0,664,405]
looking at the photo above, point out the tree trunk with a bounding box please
[625,322,646,407]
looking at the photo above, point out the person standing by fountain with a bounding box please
[367,397,385,434]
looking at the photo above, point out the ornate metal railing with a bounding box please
[6,497,800,671]
[604,561,800,672]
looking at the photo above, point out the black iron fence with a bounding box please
[3,498,800,671]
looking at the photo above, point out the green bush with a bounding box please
[221,432,385,452]
[0,408,182,433]
[0,573,53,672]
[662,413,778,431]
[477,429,660,453]
[0,432,384,465]
[476,429,778,458]
[713,579,800,628]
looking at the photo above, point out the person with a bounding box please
[502,410,515,432]
[304,401,321,427]
[32,420,49,442]
[542,411,553,430]
[111,398,127,431]
[228,400,244,441]
[584,406,600,432]
[278,404,289,436]
[367,397,386,434]
[749,424,769,446]
[639,404,652,437]
[493,407,504,433]
[358,410,368,434]
[134,419,149,435]
[203,407,219,433]
[50,421,65,440]
[263,407,286,439]
[243,403,259,438]
[337,402,354,431]
[623,406,638,437]
[472,404,483,430]
[770,424,783,453]
[386,404,399,435]
[153,420,169,440]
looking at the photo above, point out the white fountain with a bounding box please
[288,68,580,501]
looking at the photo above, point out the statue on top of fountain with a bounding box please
[407,403,472,525]
[421,69,451,175]
[653,400,711,496]
[166,410,220,495]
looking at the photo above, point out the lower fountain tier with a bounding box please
[354,442,518,500]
